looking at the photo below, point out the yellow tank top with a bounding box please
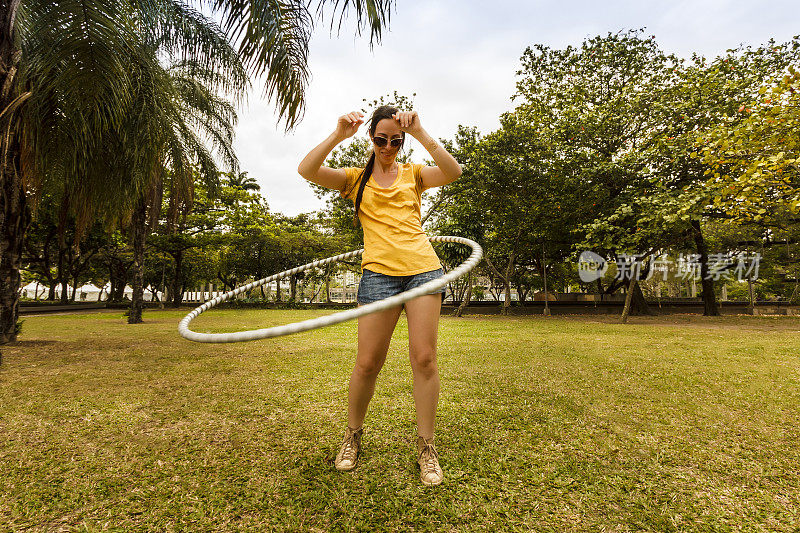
[340,162,442,276]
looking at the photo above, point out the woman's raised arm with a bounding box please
[393,111,462,189]
[297,111,363,191]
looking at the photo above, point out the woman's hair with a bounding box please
[348,105,405,227]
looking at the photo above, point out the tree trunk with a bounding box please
[620,275,638,324]
[164,283,171,305]
[484,254,515,316]
[503,252,516,315]
[0,139,27,345]
[108,259,129,302]
[0,0,25,347]
[541,249,550,316]
[290,274,297,302]
[57,236,68,304]
[310,281,323,303]
[325,264,332,303]
[515,281,529,304]
[453,270,472,317]
[170,250,184,307]
[108,261,121,301]
[70,243,80,301]
[488,284,501,302]
[128,197,147,323]
[158,261,166,309]
[112,275,126,300]
[620,246,664,320]
[108,275,116,301]
[691,219,719,316]
[629,280,655,315]
[26,227,58,300]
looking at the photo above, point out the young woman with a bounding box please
[297,105,462,486]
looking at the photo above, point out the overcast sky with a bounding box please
[230,0,799,216]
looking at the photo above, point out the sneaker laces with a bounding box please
[419,443,440,473]
[340,428,361,462]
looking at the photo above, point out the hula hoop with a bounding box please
[178,236,482,343]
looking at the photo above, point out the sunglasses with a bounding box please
[372,136,403,148]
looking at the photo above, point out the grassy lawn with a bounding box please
[1,309,799,531]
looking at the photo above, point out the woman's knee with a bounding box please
[353,353,385,378]
[410,349,438,377]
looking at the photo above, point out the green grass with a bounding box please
[1,309,799,531]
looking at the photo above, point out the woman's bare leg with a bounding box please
[403,294,442,439]
[347,303,403,429]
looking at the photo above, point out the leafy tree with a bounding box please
[462,31,676,316]
[426,126,484,314]
[701,65,800,217]
[615,38,800,316]
[148,172,227,307]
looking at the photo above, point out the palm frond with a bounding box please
[131,0,250,102]
[200,0,394,128]
[20,0,139,145]
[311,0,394,45]
[203,0,311,129]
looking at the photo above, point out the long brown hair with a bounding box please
[348,105,405,227]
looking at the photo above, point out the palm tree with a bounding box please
[5,0,245,326]
[0,0,394,345]
[223,170,261,220]
[118,2,249,323]
[225,171,261,192]
[120,52,245,323]
[1,1,142,345]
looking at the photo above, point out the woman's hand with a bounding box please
[393,111,422,136]
[336,111,364,140]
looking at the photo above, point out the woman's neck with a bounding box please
[374,160,397,174]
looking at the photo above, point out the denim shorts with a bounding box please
[357,267,446,305]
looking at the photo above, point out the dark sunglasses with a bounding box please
[372,136,403,148]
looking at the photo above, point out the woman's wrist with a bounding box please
[331,130,348,144]
[413,128,440,155]
[409,127,427,140]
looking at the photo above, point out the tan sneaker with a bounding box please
[335,426,363,471]
[417,436,444,486]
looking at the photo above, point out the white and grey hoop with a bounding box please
[178,236,482,343]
